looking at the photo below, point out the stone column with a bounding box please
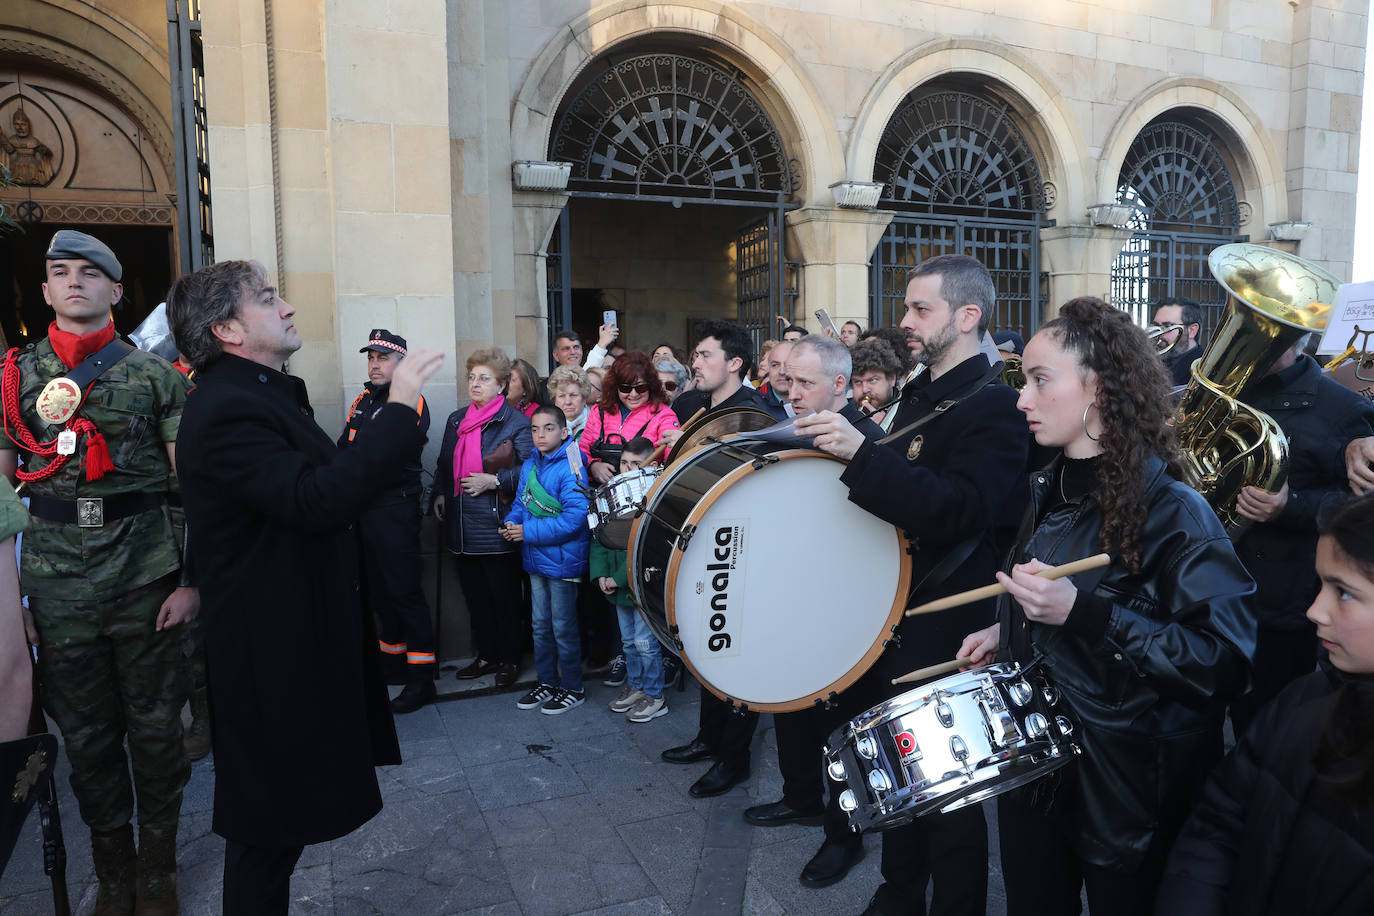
[511,191,571,367]
[1286,0,1366,279]
[1039,225,1135,318]
[785,207,895,331]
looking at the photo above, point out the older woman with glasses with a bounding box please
[434,348,534,687]
[582,351,680,485]
[654,358,690,405]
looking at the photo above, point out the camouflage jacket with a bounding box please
[0,338,189,600]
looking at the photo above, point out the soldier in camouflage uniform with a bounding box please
[0,231,195,916]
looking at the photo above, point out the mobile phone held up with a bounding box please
[603,309,617,328]
[814,308,840,338]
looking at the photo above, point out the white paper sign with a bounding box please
[1318,280,1374,356]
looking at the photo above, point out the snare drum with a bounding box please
[589,467,661,549]
[823,663,1079,832]
[627,436,911,712]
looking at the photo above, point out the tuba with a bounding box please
[1177,244,1337,535]
[1145,322,1187,356]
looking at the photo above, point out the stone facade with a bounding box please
[1,0,1367,661]
[6,0,1367,426]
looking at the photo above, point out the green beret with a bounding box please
[46,230,122,282]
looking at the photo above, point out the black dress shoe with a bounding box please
[493,663,519,687]
[390,678,436,714]
[688,759,749,798]
[744,799,825,827]
[661,738,714,764]
[455,658,500,680]
[799,838,865,888]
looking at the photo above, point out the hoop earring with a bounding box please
[1082,403,1100,442]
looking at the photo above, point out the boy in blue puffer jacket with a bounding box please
[502,406,591,714]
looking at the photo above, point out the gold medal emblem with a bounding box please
[906,434,924,461]
[36,377,82,425]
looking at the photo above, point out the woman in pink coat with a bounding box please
[582,350,680,484]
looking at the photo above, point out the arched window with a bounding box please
[551,52,793,202]
[1110,116,1240,333]
[869,86,1046,335]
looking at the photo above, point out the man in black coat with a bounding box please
[797,255,1029,914]
[1227,336,1374,735]
[166,261,443,915]
[657,319,783,799]
[745,334,884,831]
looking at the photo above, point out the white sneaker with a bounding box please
[626,695,668,723]
[608,687,645,713]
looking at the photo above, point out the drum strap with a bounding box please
[893,361,1007,607]
[877,361,1004,447]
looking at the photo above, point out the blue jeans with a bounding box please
[615,604,663,698]
[530,574,583,692]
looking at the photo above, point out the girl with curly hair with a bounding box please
[958,296,1256,916]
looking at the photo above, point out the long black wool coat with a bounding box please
[177,354,418,847]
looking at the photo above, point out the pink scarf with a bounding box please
[453,397,504,493]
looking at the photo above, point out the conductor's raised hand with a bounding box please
[958,623,1000,668]
[793,410,864,460]
[996,558,1076,626]
[387,347,445,409]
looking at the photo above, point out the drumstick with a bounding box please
[891,657,972,686]
[650,407,704,464]
[904,553,1111,617]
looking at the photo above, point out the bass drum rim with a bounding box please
[635,446,911,713]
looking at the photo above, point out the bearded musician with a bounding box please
[796,255,1029,916]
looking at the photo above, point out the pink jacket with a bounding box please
[579,401,679,464]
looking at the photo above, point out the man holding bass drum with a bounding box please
[797,255,1029,915]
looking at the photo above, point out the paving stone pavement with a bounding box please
[0,667,1011,915]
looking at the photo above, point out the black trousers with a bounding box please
[998,791,1167,916]
[820,668,988,915]
[362,498,435,666]
[1229,622,1319,739]
[773,704,831,811]
[696,686,758,767]
[452,551,523,665]
[222,840,304,916]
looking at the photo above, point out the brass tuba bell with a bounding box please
[1177,244,1337,535]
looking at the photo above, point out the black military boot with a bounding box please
[135,822,179,915]
[391,664,437,714]
[182,686,212,762]
[91,824,136,916]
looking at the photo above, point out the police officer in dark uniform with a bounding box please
[339,329,436,713]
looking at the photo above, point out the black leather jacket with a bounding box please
[998,454,1257,871]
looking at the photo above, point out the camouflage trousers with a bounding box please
[31,573,190,832]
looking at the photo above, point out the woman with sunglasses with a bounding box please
[654,358,690,405]
[581,351,680,485]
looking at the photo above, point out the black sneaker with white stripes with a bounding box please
[540,688,586,715]
[516,684,556,710]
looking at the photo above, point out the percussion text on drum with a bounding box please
[703,525,741,654]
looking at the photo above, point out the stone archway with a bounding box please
[1098,77,1285,231]
[511,2,845,360]
[847,38,1089,225]
[512,0,844,205]
[0,63,175,346]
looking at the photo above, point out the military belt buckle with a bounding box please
[76,497,104,528]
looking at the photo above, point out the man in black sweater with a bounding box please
[657,319,782,798]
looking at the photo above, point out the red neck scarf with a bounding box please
[48,321,116,370]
